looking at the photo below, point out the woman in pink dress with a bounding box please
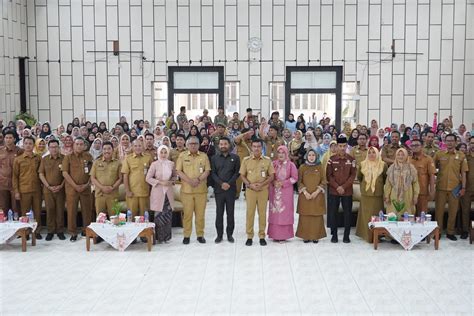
[268,145,298,242]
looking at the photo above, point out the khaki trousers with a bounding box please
[245,188,269,239]
[181,193,207,238]
[435,190,459,235]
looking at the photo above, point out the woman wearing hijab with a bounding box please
[316,133,332,156]
[110,136,119,149]
[161,136,171,148]
[115,134,132,160]
[282,128,293,146]
[60,134,74,155]
[89,138,103,160]
[296,148,327,243]
[40,122,52,139]
[268,146,298,242]
[384,148,419,217]
[146,145,176,243]
[356,147,387,242]
[288,130,305,168]
[304,131,318,152]
[34,138,48,157]
[368,135,380,150]
[400,127,412,145]
[285,113,297,133]
[348,129,359,147]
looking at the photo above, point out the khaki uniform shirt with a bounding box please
[433,150,469,191]
[349,145,368,168]
[176,151,211,194]
[381,143,401,165]
[263,136,284,160]
[423,144,439,158]
[144,146,158,161]
[91,157,122,197]
[62,151,94,190]
[466,154,474,192]
[121,153,152,197]
[409,153,436,196]
[39,154,65,191]
[0,145,23,191]
[170,147,187,164]
[13,153,41,193]
[239,155,275,190]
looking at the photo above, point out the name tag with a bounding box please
[270,152,274,158]
[144,167,148,175]
[261,171,266,178]
[199,167,204,174]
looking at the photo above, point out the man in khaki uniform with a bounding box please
[433,134,468,240]
[0,130,23,212]
[144,133,158,161]
[12,136,42,238]
[240,139,275,246]
[39,139,66,241]
[170,134,187,164]
[260,124,284,160]
[176,136,211,244]
[62,137,94,241]
[460,136,474,239]
[408,139,436,216]
[423,131,439,158]
[121,140,152,217]
[91,141,122,216]
[234,128,254,199]
[381,130,401,166]
[349,133,368,179]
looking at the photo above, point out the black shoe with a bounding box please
[81,231,86,237]
[313,240,319,243]
[140,237,148,243]
[197,237,206,244]
[215,236,223,243]
[331,235,338,243]
[390,239,398,245]
[183,237,190,244]
[303,240,311,243]
[343,237,351,243]
[227,236,235,243]
[35,233,43,240]
[460,232,468,239]
[96,236,103,244]
[446,234,457,241]
[57,233,66,240]
[45,233,54,241]
[245,239,252,246]
[70,235,77,242]
[259,238,267,246]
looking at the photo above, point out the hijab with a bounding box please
[289,130,303,153]
[360,147,385,193]
[89,138,103,160]
[156,145,173,188]
[118,134,132,160]
[386,148,418,201]
[33,138,47,156]
[40,123,51,139]
[304,131,318,150]
[273,145,291,180]
[304,148,320,166]
[61,135,74,155]
[369,135,380,150]
[317,133,332,156]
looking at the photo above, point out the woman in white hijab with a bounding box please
[146,145,176,243]
[89,138,103,160]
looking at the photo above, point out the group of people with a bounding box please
[0,108,472,246]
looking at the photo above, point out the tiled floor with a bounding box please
[1,196,472,315]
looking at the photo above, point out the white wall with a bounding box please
[0,0,28,122]
[22,0,474,128]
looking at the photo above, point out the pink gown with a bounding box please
[268,159,298,240]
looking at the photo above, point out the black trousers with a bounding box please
[328,194,353,238]
[215,190,235,237]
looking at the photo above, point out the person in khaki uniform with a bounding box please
[259,123,284,160]
[433,133,468,241]
[423,131,439,158]
[62,137,94,241]
[170,134,187,164]
[349,133,368,179]
[144,133,158,161]
[176,136,211,244]
[240,139,275,246]
[408,139,436,216]
[234,128,254,199]
[381,130,401,166]
[39,139,66,241]
[12,136,42,239]
[459,136,474,239]
[91,141,122,216]
[121,140,153,217]
[0,130,23,212]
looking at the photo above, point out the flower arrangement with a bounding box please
[391,199,406,220]
[110,200,125,225]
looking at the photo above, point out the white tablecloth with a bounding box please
[0,222,38,244]
[88,222,155,251]
[369,221,438,250]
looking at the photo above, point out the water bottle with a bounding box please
[403,212,409,222]
[7,209,13,222]
[379,210,384,222]
[127,210,132,223]
[28,209,35,222]
[420,211,426,223]
[144,211,149,223]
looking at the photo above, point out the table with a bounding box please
[0,222,37,252]
[86,222,155,251]
[369,221,440,250]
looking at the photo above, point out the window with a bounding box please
[342,81,360,126]
[224,81,240,114]
[152,81,168,125]
[269,82,285,112]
